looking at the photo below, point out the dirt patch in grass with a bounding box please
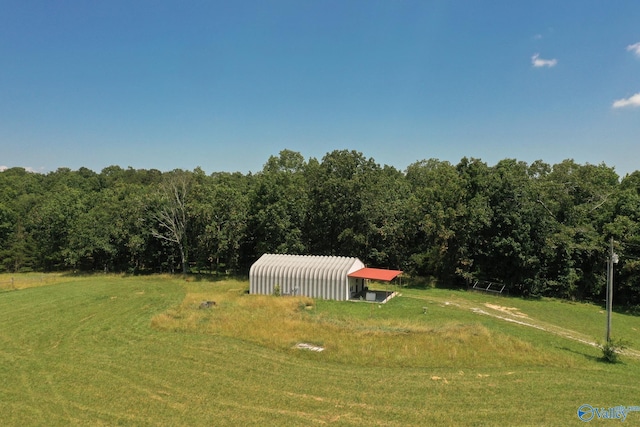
[484,303,528,318]
[295,343,325,352]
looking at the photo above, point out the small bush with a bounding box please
[273,284,281,297]
[600,338,627,363]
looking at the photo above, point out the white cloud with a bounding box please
[612,92,640,109]
[627,42,640,57]
[0,166,7,172]
[531,53,557,68]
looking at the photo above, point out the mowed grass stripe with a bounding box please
[0,276,183,425]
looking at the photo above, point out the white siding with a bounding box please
[249,254,365,301]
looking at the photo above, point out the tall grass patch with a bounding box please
[153,280,568,368]
[0,272,79,291]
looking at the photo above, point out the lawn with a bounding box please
[1,274,639,425]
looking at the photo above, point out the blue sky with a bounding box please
[1,1,639,176]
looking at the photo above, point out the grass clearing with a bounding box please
[1,274,639,425]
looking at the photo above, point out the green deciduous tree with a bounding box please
[247,150,308,258]
[405,159,466,279]
[305,150,379,258]
[190,170,249,273]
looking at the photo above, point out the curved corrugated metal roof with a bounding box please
[249,254,365,300]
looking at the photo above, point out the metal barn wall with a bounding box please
[249,254,365,301]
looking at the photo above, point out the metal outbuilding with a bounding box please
[249,254,366,301]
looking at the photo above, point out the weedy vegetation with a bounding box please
[600,338,628,364]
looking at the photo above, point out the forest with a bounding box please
[1,149,640,306]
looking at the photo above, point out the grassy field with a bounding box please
[1,274,639,426]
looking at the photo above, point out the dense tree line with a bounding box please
[2,149,640,305]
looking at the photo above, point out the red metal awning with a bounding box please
[348,267,402,281]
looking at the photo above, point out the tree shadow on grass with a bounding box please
[184,273,247,283]
[402,276,439,290]
[558,345,601,363]
[558,344,630,365]
[58,270,247,284]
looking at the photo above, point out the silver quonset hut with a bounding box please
[249,254,366,301]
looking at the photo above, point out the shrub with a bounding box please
[600,338,627,364]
